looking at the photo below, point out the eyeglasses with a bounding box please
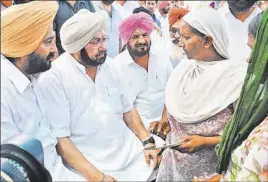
[130,34,150,41]
[170,28,180,35]
[88,36,109,47]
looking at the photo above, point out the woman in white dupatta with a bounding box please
[155,7,248,181]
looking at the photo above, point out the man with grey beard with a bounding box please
[167,7,188,68]
[39,10,160,181]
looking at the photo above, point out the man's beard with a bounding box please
[80,48,107,67]
[162,8,169,14]
[22,52,53,75]
[127,41,151,57]
[171,37,180,45]
[169,42,185,68]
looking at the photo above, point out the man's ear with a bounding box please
[203,36,213,49]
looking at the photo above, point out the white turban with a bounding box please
[60,9,108,53]
[182,7,229,59]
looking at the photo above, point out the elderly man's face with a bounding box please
[170,21,180,45]
[81,31,108,66]
[127,28,151,57]
[22,25,55,75]
[146,1,156,14]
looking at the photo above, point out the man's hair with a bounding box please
[248,12,264,38]
[133,6,153,18]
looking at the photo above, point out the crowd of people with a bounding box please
[1,0,267,181]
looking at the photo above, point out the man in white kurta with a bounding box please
[115,12,173,143]
[113,0,140,19]
[1,1,61,180]
[218,1,261,62]
[39,10,159,181]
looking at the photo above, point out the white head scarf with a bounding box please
[60,9,108,53]
[183,7,229,59]
[165,7,247,124]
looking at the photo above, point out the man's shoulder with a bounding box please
[39,54,72,84]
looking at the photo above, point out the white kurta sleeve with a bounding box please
[39,71,71,138]
[1,100,20,141]
[107,59,134,113]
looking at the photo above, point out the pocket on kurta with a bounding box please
[106,88,123,114]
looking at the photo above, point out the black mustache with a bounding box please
[46,52,55,61]
[173,39,180,43]
[96,51,107,56]
[135,44,148,47]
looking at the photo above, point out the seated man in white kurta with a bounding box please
[114,12,173,143]
[1,2,62,180]
[38,10,160,181]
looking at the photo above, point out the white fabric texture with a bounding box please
[38,53,153,181]
[166,58,247,124]
[60,9,108,53]
[165,7,248,123]
[1,55,59,179]
[183,7,229,59]
[218,3,262,62]
[113,45,173,130]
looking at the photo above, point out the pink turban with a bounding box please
[158,1,169,10]
[119,12,154,43]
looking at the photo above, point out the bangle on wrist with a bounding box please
[100,172,105,182]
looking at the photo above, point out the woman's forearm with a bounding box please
[203,136,221,146]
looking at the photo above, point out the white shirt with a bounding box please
[38,53,153,181]
[157,14,171,45]
[0,55,58,175]
[93,2,122,58]
[113,46,173,129]
[112,1,140,19]
[218,4,262,62]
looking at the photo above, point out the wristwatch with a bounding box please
[142,136,155,146]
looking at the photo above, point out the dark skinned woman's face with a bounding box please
[178,21,206,60]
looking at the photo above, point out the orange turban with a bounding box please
[1,1,58,58]
[168,8,189,29]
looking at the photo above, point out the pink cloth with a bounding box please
[119,12,154,43]
[158,1,169,10]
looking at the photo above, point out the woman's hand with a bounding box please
[175,135,206,153]
[149,121,170,140]
[192,174,222,182]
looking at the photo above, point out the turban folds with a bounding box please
[1,1,58,58]
[60,9,108,53]
[168,8,189,29]
[119,12,154,44]
[183,7,229,59]
[158,1,169,10]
